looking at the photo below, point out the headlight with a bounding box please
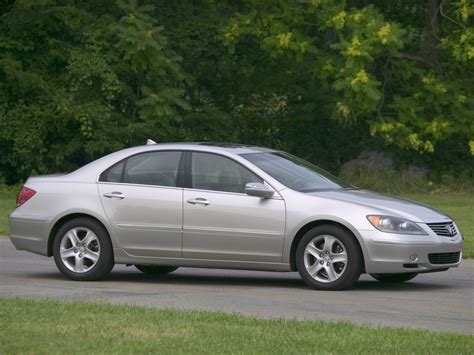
[367,215,427,235]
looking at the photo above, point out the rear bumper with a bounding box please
[9,214,50,256]
[362,230,463,274]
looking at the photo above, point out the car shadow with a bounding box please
[26,269,454,292]
[106,270,310,290]
[351,279,453,292]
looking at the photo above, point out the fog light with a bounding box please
[409,254,419,262]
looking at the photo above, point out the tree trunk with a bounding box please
[425,0,440,67]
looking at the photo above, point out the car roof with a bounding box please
[138,142,277,155]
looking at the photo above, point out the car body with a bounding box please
[9,142,463,290]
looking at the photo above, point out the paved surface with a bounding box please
[1,238,473,334]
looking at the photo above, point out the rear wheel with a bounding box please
[134,265,178,275]
[370,273,418,283]
[296,225,363,290]
[53,218,114,281]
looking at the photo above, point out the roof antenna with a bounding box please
[146,139,157,145]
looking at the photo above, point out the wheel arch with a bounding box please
[47,212,112,257]
[289,219,366,272]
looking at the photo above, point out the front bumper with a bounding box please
[362,229,463,274]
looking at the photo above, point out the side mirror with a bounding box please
[245,182,274,199]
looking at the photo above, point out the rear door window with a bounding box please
[100,151,182,187]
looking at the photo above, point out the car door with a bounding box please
[98,150,184,258]
[182,151,286,263]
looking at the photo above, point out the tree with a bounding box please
[222,0,473,161]
[0,0,186,183]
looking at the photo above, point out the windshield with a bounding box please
[242,152,353,192]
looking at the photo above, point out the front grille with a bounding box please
[427,222,457,237]
[428,252,461,265]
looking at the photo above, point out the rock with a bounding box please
[340,151,393,175]
[404,165,430,179]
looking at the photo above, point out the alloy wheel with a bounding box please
[59,227,101,273]
[303,234,348,283]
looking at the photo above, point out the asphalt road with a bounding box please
[1,238,472,334]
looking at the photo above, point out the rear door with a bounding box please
[98,150,184,258]
[182,152,286,263]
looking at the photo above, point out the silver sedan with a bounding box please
[9,142,463,290]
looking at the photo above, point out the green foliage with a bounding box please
[114,0,188,122]
[222,0,473,159]
[0,0,187,183]
[0,0,473,183]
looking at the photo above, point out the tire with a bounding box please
[134,265,178,275]
[296,225,363,290]
[370,273,418,283]
[53,217,114,281]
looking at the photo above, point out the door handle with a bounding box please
[103,191,125,199]
[187,197,210,206]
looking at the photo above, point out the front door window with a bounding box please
[191,152,261,193]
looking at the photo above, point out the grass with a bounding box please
[341,167,474,194]
[0,185,17,235]
[0,298,472,354]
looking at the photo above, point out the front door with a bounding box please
[98,150,183,258]
[182,152,286,262]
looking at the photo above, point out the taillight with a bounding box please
[16,186,36,207]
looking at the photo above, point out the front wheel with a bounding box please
[53,217,114,281]
[134,265,178,275]
[370,273,418,283]
[296,225,363,290]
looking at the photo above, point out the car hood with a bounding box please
[308,189,450,223]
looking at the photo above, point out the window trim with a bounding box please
[98,149,185,188]
[97,149,280,197]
